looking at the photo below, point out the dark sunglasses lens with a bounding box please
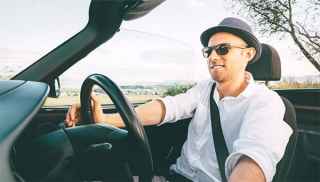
[216,45,229,55]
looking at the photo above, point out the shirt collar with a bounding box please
[212,76,255,102]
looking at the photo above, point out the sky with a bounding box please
[0,0,318,84]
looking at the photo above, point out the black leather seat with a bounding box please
[246,43,298,182]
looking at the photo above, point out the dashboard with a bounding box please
[0,80,49,181]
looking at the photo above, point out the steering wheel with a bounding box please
[79,73,153,181]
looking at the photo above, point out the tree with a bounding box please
[162,84,194,97]
[232,0,320,71]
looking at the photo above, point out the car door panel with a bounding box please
[277,89,320,182]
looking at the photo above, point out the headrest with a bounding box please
[246,43,281,81]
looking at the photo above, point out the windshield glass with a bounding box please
[61,29,197,86]
[54,29,197,105]
[0,0,319,106]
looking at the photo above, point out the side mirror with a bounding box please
[48,77,61,98]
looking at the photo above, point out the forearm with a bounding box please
[229,156,266,182]
[103,113,125,128]
[102,99,165,127]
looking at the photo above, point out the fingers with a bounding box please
[65,107,71,122]
[91,93,102,104]
[91,93,103,111]
[70,104,78,121]
[64,93,104,127]
[91,93,104,123]
[65,106,73,127]
[65,104,81,127]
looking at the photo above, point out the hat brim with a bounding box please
[200,26,262,63]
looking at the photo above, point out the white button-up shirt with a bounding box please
[160,79,292,182]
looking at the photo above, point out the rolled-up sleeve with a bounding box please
[225,92,293,182]
[158,81,206,126]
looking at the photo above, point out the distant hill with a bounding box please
[282,74,320,83]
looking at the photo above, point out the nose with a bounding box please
[208,50,220,63]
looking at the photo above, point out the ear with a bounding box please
[244,47,256,63]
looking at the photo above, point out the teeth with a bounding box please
[210,65,224,69]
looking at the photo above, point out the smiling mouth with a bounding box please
[209,64,225,69]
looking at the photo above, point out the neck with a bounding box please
[216,73,248,99]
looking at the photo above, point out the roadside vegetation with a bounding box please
[43,80,319,107]
[269,81,320,89]
[162,84,195,96]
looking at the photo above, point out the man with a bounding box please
[65,17,292,182]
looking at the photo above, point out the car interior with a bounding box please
[0,0,319,182]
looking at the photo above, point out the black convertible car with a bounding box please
[0,0,319,182]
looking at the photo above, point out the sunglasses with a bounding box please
[202,43,248,58]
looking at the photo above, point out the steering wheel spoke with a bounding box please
[80,74,153,181]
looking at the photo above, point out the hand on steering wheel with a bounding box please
[71,73,153,181]
[65,94,105,127]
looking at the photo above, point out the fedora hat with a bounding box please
[200,17,262,63]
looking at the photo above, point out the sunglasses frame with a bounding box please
[202,43,248,58]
